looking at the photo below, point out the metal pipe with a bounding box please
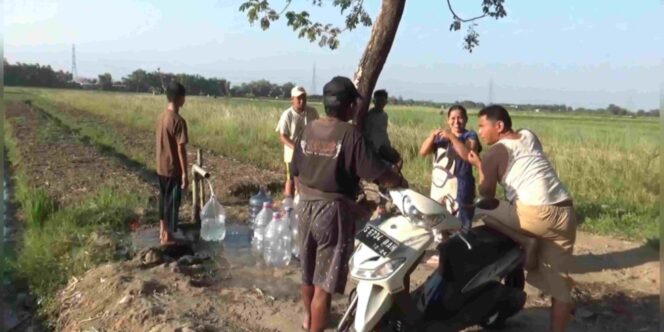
[192,164,210,178]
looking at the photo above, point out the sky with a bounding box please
[4,0,664,110]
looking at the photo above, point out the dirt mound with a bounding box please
[54,250,248,332]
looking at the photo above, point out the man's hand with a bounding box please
[468,150,481,168]
[181,173,189,190]
[430,129,443,139]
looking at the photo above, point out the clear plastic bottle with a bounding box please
[262,212,280,266]
[279,218,293,266]
[251,202,273,255]
[200,196,226,241]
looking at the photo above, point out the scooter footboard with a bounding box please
[354,283,393,332]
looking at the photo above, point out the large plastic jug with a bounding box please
[249,188,272,223]
[262,212,281,266]
[200,195,226,241]
[251,202,273,254]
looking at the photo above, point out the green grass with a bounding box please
[4,103,148,316]
[15,187,141,306]
[8,87,660,244]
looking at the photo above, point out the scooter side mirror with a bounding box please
[474,197,500,210]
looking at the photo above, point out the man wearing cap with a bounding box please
[276,86,319,197]
[292,76,408,332]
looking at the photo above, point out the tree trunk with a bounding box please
[353,0,406,129]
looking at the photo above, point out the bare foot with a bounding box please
[161,232,176,246]
[523,237,538,270]
[302,313,310,331]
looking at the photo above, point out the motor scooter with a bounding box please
[337,188,526,331]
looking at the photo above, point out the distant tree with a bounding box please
[250,79,274,97]
[123,69,149,92]
[98,73,113,90]
[281,82,296,98]
[607,104,628,116]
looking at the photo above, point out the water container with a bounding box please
[279,218,293,266]
[249,188,272,224]
[263,212,281,266]
[200,195,226,241]
[251,202,273,254]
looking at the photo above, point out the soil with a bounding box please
[4,101,661,331]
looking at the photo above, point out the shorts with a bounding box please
[285,162,292,182]
[475,200,577,303]
[158,175,182,233]
[298,200,355,294]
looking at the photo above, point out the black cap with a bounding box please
[323,76,363,107]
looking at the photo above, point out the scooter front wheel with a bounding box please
[337,289,358,332]
[479,268,526,330]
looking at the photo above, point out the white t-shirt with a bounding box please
[275,106,319,163]
[499,129,572,205]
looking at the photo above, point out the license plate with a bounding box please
[356,224,400,257]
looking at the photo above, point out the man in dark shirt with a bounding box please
[292,76,407,332]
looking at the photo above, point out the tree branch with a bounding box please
[446,0,486,22]
[340,0,365,32]
[278,0,292,16]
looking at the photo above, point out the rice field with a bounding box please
[8,87,660,243]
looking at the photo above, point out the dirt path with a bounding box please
[9,101,660,331]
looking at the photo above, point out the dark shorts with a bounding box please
[298,200,356,294]
[158,175,182,233]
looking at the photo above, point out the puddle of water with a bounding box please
[131,222,256,264]
[130,222,301,298]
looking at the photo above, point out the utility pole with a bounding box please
[71,44,78,82]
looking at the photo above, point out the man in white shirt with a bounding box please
[276,86,319,197]
[468,105,577,332]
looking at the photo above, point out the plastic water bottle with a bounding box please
[279,218,293,266]
[252,202,273,254]
[249,188,272,225]
[200,196,226,241]
[262,212,280,266]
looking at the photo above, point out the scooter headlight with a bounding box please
[351,257,406,280]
